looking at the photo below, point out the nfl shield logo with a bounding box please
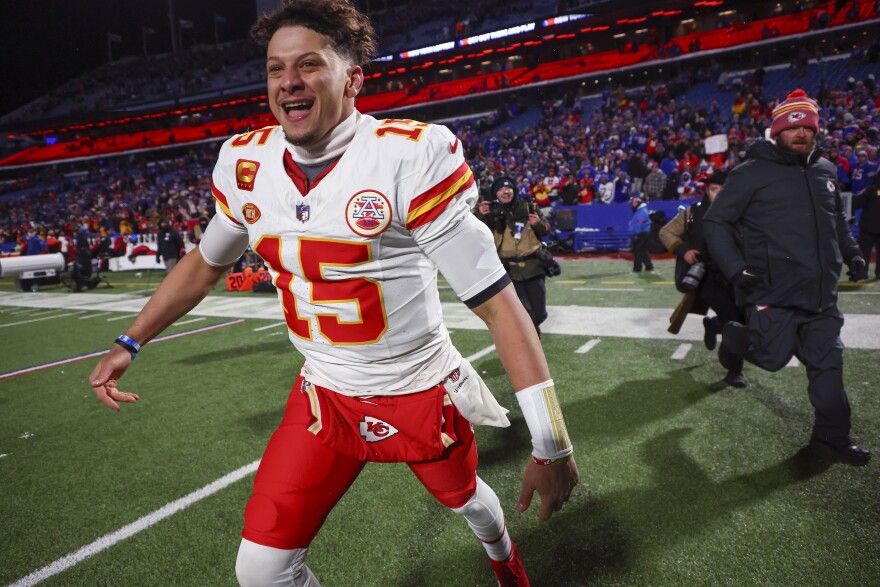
[296,203,310,223]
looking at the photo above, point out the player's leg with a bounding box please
[236,541,319,587]
[701,275,746,386]
[855,231,873,280]
[720,306,797,373]
[408,408,529,586]
[236,379,365,586]
[794,308,851,444]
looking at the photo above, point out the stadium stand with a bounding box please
[1,0,878,262]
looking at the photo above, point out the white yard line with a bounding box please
[465,344,496,362]
[252,321,286,332]
[671,344,692,360]
[7,461,261,587]
[786,356,801,367]
[8,308,43,316]
[575,339,601,354]
[105,314,139,322]
[78,312,113,320]
[0,312,80,329]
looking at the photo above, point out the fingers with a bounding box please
[91,380,139,411]
[516,484,534,514]
[538,494,559,522]
[524,457,581,522]
[89,347,138,411]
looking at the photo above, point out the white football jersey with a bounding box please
[211,113,505,395]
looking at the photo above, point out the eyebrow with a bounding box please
[266,51,323,63]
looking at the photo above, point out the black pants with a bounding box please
[722,304,851,443]
[631,233,653,271]
[513,275,547,328]
[700,270,743,373]
[857,231,880,278]
[72,257,92,291]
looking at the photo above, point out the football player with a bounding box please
[88,1,579,585]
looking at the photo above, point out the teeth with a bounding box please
[283,102,313,112]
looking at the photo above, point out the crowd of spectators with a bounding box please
[457,70,880,212]
[4,65,878,262]
[1,143,218,258]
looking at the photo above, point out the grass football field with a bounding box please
[1,256,878,587]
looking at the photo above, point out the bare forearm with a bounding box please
[471,284,550,389]
[124,248,230,344]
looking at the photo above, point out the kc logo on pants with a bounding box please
[359,416,399,442]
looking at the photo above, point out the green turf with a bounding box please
[1,257,878,586]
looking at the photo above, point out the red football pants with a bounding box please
[242,377,479,549]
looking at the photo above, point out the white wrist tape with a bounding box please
[516,379,573,460]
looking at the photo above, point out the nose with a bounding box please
[279,68,303,93]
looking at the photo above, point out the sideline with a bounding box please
[2,291,879,348]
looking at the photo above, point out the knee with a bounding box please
[450,477,500,518]
[757,355,790,372]
[236,539,306,587]
[431,475,478,509]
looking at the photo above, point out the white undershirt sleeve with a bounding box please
[419,212,507,304]
[198,215,250,268]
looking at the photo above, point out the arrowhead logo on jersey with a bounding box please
[359,416,399,442]
[242,203,261,224]
[296,203,310,222]
[826,179,835,193]
[346,190,392,237]
[449,138,459,154]
[236,159,260,191]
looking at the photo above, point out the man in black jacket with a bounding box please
[156,220,186,273]
[704,89,869,465]
[851,172,880,280]
[660,170,746,388]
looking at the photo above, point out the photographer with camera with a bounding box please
[659,170,747,388]
[476,175,551,337]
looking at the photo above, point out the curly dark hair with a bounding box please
[250,0,377,67]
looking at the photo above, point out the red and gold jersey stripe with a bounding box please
[406,161,474,230]
[211,182,242,225]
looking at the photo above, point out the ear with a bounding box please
[346,65,364,98]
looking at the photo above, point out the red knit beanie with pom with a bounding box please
[770,88,820,138]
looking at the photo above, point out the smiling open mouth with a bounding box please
[282,100,314,114]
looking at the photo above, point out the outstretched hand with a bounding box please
[89,345,139,411]
[517,456,579,521]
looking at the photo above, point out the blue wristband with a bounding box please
[114,334,141,359]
